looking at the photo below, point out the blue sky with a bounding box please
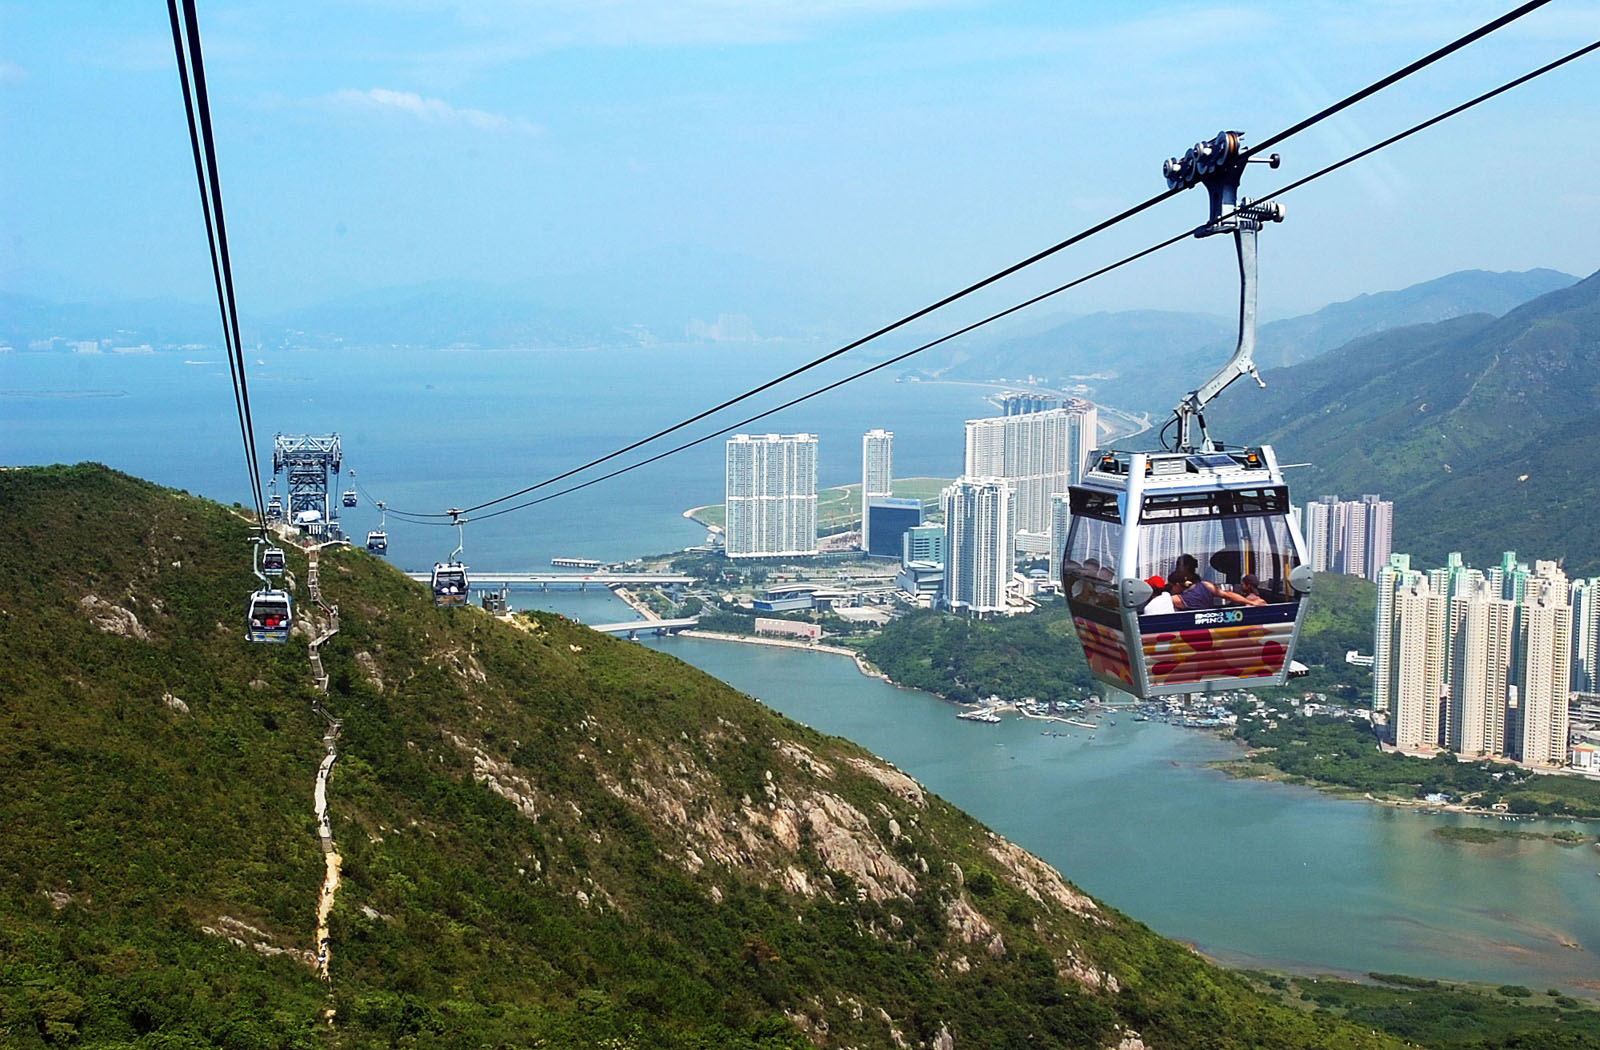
[4,0,1599,328]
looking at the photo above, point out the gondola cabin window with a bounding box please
[1136,487,1301,610]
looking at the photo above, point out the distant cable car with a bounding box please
[1061,131,1311,699]
[366,500,388,555]
[247,588,292,643]
[432,512,469,607]
[261,546,286,576]
[343,469,358,508]
[266,494,283,521]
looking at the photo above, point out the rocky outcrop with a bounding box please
[801,792,919,902]
[353,650,385,693]
[946,895,1006,957]
[986,835,1100,921]
[844,755,925,808]
[78,594,150,641]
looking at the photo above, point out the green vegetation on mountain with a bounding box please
[3,465,1428,1048]
[1224,709,1600,818]
[861,604,1096,705]
[1242,972,1600,1050]
[1206,269,1600,575]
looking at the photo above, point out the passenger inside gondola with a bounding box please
[1168,553,1255,610]
[1142,575,1177,615]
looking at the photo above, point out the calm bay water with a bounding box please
[7,343,1598,992]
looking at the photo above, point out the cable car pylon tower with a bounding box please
[273,433,344,540]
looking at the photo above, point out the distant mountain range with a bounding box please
[935,268,1577,412]
[1,244,877,351]
[1203,268,1600,576]
[3,266,1575,362]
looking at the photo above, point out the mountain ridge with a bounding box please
[1203,268,1600,575]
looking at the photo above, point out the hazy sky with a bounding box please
[4,0,1599,327]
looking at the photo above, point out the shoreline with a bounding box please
[1211,754,1600,827]
[673,629,895,684]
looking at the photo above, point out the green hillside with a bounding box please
[1,465,1419,1048]
[1204,269,1600,576]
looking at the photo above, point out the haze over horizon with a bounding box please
[5,1,1600,340]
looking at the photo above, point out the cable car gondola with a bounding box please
[432,513,469,607]
[366,500,389,555]
[261,545,286,577]
[1061,132,1311,699]
[343,469,358,508]
[247,588,292,643]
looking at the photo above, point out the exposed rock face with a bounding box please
[163,692,190,715]
[844,755,925,808]
[986,834,1100,920]
[78,594,150,641]
[946,896,1006,957]
[802,792,918,902]
[353,651,385,692]
[199,915,315,967]
[446,732,541,821]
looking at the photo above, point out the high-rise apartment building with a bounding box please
[1380,550,1578,768]
[1373,553,1419,713]
[998,392,1059,416]
[1447,579,1515,756]
[724,434,818,558]
[963,400,1096,550]
[1049,493,1073,584]
[1303,493,1393,580]
[1570,577,1600,694]
[1517,589,1572,767]
[861,429,893,550]
[941,478,1014,616]
[1390,580,1447,751]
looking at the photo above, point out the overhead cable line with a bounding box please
[455,32,1600,525]
[1246,0,1552,158]
[166,0,267,530]
[369,0,1556,522]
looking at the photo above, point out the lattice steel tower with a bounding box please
[272,433,343,537]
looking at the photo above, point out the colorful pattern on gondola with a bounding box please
[1142,620,1292,688]
[1072,616,1134,687]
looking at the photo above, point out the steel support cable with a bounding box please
[363,0,1558,522]
[166,0,267,530]
[460,33,1600,525]
[468,232,1194,524]
[1246,0,1552,158]
[178,0,266,508]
